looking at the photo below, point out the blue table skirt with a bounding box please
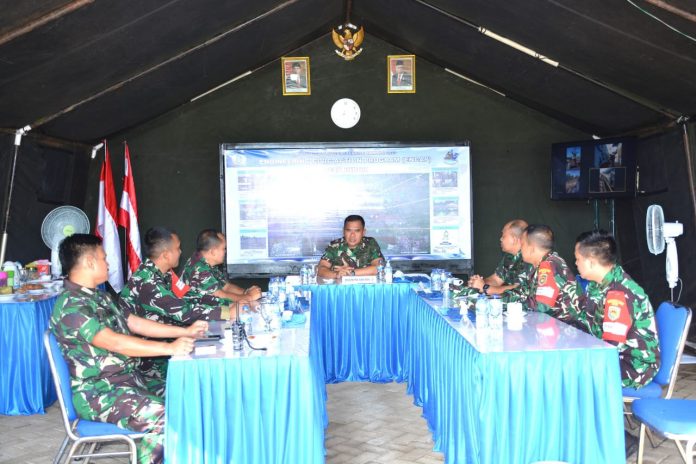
[310,283,625,464]
[165,353,326,464]
[311,283,412,383]
[0,297,57,415]
[405,294,624,464]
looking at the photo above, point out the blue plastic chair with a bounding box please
[43,330,144,464]
[623,302,692,403]
[633,398,696,464]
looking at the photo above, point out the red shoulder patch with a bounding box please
[170,271,190,298]
[602,290,631,343]
[535,261,559,307]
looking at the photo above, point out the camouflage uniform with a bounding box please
[578,264,660,389]
[454,251,532,302]
[180,252,234,306]
[320,236,384,268]
[119,258,225,383]
[50,280,164,464]
[526,251,581,324]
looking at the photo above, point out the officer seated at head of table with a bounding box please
[573,230,659,389]
[520,224,580,324]
[50,234,207,464]
[180,229,262,305]
[464,219,532,301]
[317,214,385,280]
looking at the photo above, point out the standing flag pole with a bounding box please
[0,125,31,265]
[95,140,124,292]
[118,142,142,278]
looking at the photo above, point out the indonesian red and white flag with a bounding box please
[118,143,142,277]
[95,141,124,292]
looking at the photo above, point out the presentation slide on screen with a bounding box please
[221,145,472,265]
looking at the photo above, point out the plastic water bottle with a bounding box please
[475,294,489,330]
[278,279,287,305]
[377,262,385,283]
[384,259,393,284]
[431,269,441,292]
[489,295,503,329]
[269,277,278,300]
[299,266,307,285]
[442,277,451,309]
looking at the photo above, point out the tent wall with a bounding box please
[0,134,90,264]
[619,124,696,315]
[85,35,592,278]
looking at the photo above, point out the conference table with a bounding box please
[0,295,58,415]
[165,282,625,464]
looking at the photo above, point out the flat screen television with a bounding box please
[551,137,637,200]
[220,142,473,277]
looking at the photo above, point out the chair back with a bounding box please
[653,302,692,397]
[44,330,79,434]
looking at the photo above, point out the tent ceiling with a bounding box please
[0,0,694,143]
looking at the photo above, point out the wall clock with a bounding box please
[330,98,361,129]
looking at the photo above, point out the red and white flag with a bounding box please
[118,143,142,277]
[95,141,124,292]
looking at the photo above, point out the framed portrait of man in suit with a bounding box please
[282,57,311,96]
[387,55,415,94]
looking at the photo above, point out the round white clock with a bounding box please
[330,98,361,129]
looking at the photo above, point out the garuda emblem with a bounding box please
[331,24,365,61]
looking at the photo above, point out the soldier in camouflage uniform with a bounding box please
[119,227,228,384]
[317,215,385,280]
[181,229,262,306]
[520,224,581,324]
[50,234,206,464]
[459,219,533,302]
[574,230,659,388]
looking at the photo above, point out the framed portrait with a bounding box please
[282,57,311,96]
[387,55,415,94]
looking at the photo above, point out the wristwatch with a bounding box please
[482,284,490,295]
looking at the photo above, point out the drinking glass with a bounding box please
[260,303,275,332]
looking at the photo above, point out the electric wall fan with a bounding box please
[41,206,90,278]
[646,204,683,290]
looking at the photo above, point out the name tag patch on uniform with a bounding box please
[535,261,559,306]
[170,271,190,298]
[602,290,631,343]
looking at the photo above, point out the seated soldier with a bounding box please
[574,230,659,389]
[181,229,262,305]
[50,234,207,464]
[316,214,384,280]
[520,224,579,323]
[463,219,532,301]
[119,227,230,384]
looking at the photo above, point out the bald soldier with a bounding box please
[520,224,580,323]
[50,234,207,464]
[465,219,533,301]
[181,229,262,306]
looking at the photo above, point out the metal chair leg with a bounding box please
[128,439,138,464]
[82,441,97,464]
[675,439,689,463]
[637,423,646,464]
[53,436,70,464]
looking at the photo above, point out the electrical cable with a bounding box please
[625,0,696,44]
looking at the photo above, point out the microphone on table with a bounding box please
[233,301,266,351]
